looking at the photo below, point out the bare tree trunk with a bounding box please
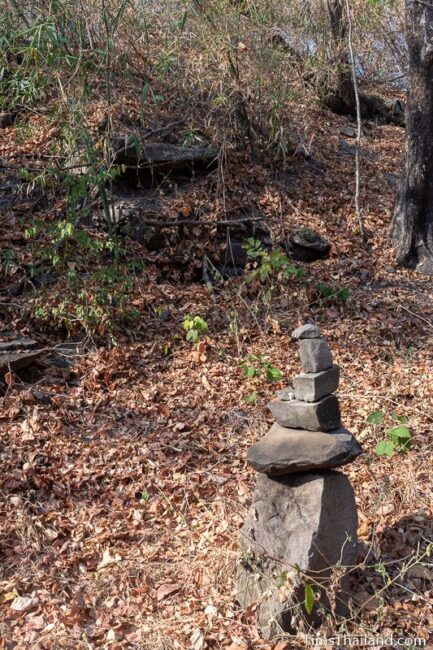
[322,0,405,125]
[327,0,346,42]
[323,0,357,114]
[391,1,433,273]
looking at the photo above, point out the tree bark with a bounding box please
[327,0,346,42]
[391,1,433,273]
[323,0,351,111]
[322,0,405,125]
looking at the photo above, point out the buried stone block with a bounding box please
[293,364,340,402]
[288,228,331,262]
[236,471,358,640]
[269,394,341,431]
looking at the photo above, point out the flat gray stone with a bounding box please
[293,365,340,402]
[0,337,38,352]
[247,423,362,476]
[268,394,340,431]
[0,349,44,374]
[299,337,333,373]
[288,228,331,262]
[291,323,321,340]
[340,125,356,138]
[236,470,358,639]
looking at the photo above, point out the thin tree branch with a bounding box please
[112,104,200,155]
[344,0,365,240]
[137,216,263,227]
[415,0,433,8]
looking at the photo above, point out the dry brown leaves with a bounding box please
[0,101,432,649]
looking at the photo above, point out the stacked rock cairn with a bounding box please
[236,324,363,640]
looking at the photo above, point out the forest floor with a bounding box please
[0,101,432,649]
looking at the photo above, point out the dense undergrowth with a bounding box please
[0,0,406,340]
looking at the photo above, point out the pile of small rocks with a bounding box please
[236,325,363,639]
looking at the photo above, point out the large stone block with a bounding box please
[269,394,341,431]
[293,365,340,402]
[236,471,358,639]
[299,337,333,373]
[247,423,362,476]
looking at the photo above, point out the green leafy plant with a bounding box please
[140,489,150,503]
[244,390,257,404]
[304,584,315,615]
[374,562,389,582]
[241,550,252,565]
[241,354,282,383]
[24,214,125,269]
[0,248,18,278]
[0,15,66,111]
[31,270,139,343]
[180,127,204,145]
[316,283,349,303]
[276,570,288,589]
[244,238,305,283]
[367,410,412,457]
[182,315,209,343]
[367,0,396,8]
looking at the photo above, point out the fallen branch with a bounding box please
[399,305,433,330]
[140,104,199,142]
[137,216,264,227]
[112,103,200,155]
[0,301,23,308]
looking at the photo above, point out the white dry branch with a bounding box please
[344,0,365,239]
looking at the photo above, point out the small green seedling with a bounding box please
[367,410,412,457]
[244,390,258,404]
[241,354,282,383]
[304,584,315,615]
[182,315,208,343]
[140,490,150,502]
[316,283,349,303]
[244,238,305,283]
[374,563,389,581]
[276,570,288,589]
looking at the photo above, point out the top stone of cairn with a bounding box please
[291,323,321,340]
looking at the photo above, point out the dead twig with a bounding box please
[0,302,23,308]
[113,103,200,154]
[399,305,433,330]
[344,0,365,240]
[137,216,263,227]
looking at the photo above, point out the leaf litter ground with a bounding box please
[0,104,432,649]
